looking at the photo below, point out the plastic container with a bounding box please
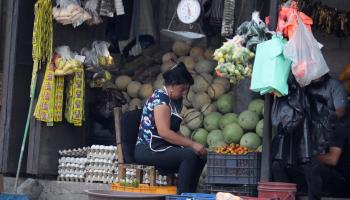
[111,183,176,195]
[258,182,297,200]
[85,190,165,200]
[207,152,261,185]
[0,194,29,200]
[166,193,215,200]
[204,184,258,197]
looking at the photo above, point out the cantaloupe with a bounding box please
[127,81,141,98]
[213,77,231,92]
[201,103,217,116]
[153,78,164,90]
[195,59,215,74]
[190,47,204,61]
[192,73,213,93]
[161,61,175,72]
[128,98,142,111]
[192,92,211,110]
[183,56,195,71]
[162,52,177,63]
[208,83,226,100]
[184,110,203,130]
[115,75,132,90]
[172,41,191,57]
[204,48,214,60]
[139,84,153,99]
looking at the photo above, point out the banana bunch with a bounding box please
[54,57,84,76]
[213,42,255,84]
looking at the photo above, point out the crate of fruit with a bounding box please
[207,150,261,185]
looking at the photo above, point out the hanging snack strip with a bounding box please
[31,0,53,98]
[54,76,65,122]
[65,69,85,126]
[34,62,56,126]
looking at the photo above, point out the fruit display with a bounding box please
[213,144,250,155]
[213,42,255,84]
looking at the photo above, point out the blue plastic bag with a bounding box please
[250,35,291,96]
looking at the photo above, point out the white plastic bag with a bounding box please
[283,15,329,87]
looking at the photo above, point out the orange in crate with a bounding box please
[111,183,176,195]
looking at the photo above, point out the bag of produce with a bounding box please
[283,16,329,87]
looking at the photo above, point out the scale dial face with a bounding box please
[177,0,201,24]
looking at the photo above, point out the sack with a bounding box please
[284,16,329,87]
[250,35,291,96]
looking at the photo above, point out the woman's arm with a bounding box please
[154,105,194,147]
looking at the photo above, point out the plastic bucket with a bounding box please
[258,182,297,200]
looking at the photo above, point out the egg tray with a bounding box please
[59,147,90,157]
[58,157,88,165]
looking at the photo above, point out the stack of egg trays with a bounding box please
[57,156,87,182]
[85,145,118,184]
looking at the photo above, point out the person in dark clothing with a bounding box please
[302,74,349,200]
[272,74,350,199]
[134,62,207,194]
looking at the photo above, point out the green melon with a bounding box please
[192,128,209,146]
[240,132,261,149]
[238,110,259,131]
[256,145,262,152]
[248,99,265,116]
[207,129,226,148]
[219,113,238,129]
[216,94,234,114]
[223,123,244,144]
[203,112,222,131]
[256,119,264,137]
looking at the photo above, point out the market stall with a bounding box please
[0,0,349,199]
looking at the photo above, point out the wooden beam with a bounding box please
[0,174,3,192]
[260,0,279,182]
[114,107,124,164]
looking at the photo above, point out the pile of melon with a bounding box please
[189,98,264,152]
[114,41,218,112]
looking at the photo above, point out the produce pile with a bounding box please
[190,98,264,153]
[113,41,217,113]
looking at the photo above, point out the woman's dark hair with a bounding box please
[162,62,194,86]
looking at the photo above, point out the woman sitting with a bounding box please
[134,62,207,194]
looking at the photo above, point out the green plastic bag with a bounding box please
[250,35,291,96]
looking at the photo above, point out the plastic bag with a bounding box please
[250,35,291,96]
[236,11,270,52]
[283,16,329,87]
[53,0,91,27]
[55,46,74,60]
[84,0,103,26]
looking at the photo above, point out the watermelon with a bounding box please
[203,112,222,131]
[219,113,238,129]
[240,132,261,149]
[256,119,264,137]
[223,123,244,144]
[192,128,209,146]
[216,94,234,114]
[248,99,264,116]
[238,110,259,131]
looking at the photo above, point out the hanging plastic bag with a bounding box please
[84,0,103,26]
[250,35,291,96]
[236,11,270,52]
[92,41,114,69]
[53,0,92,27]
[277,1,313,39]
[283,16,329,87]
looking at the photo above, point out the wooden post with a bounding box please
[114,107,124,164]
[260,0,280,182]
[0,174,4,192]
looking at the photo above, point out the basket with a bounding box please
[111,183,176,195]
[207,152,261,184]
[166,193,216,200]
[204,184,258,197]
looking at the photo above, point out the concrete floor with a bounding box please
[3,177,109,200]
[3,177,350,200]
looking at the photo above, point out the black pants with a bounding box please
[303,160,350,200]
[134,144,206,194]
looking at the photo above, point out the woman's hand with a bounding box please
[191,142,207,156]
